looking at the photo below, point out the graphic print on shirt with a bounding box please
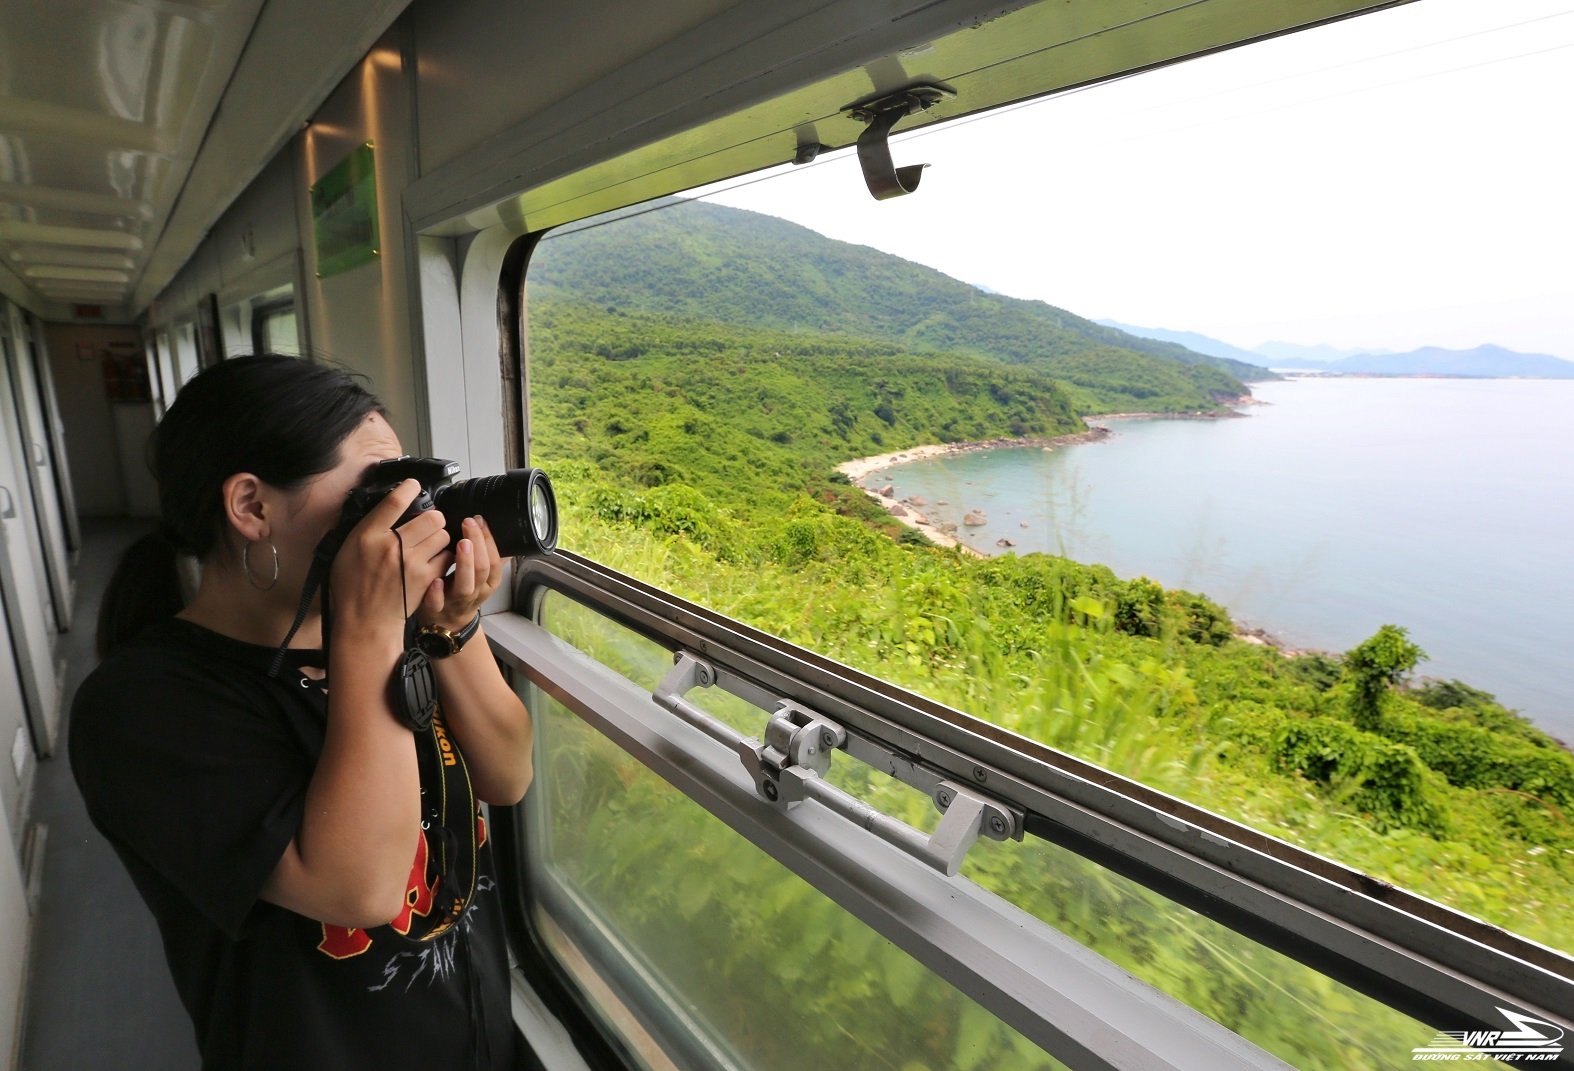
[367,876,496,993]
[315,810,488,960]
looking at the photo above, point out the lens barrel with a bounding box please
[431,468,556,556]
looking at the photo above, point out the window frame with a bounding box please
[488,201,1573,1067]
[494,551,1573,1041]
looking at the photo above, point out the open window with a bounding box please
[473,3,1574,1067]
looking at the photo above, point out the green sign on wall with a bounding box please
[311,141,380,279]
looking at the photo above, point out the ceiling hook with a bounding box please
[845,83,955,201]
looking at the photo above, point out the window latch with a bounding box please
[739,701,846,807]
[653,651,1021,875]
[844,83,955,200]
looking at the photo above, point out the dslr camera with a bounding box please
[331,456,558,558]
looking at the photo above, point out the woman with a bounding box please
[70,355,532,1070]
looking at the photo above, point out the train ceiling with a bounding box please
[0,0,1409,321]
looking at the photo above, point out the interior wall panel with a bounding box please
[295,30,422,450]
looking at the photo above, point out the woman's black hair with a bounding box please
[96,354,386,658]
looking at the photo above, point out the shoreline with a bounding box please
[838,408,1307,650]
[838,427,1112,557]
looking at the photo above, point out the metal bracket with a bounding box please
[652,651,1021,875]
[844,83,955,200]
[928,781,1017,876]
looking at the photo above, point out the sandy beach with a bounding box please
[837,428,1111,556]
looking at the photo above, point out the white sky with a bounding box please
[700,0,1574,360]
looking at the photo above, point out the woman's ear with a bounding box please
[220,472,272,543]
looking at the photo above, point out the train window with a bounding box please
[150,329,178,416]
[510,3,1571,1064]
[519,584,1446,1068]
[521,589,1068,1071]
[251,298,300,356]
[519,0,1572,969]
[171,322,201,387]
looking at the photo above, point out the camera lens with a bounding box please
[432,468,556,556]
[528,474,556,548]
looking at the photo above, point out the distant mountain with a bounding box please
[530,200,1249,414]
[1095,320,1276,380]
[1255,341,1387,365]
[1271,344,1574,378]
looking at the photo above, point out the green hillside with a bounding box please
[528,200,1251,414]
[528,302,1084,536]
[520,200,1573,1070]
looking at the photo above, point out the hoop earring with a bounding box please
[243,540,280,591]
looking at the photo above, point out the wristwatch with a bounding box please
[414,613,481,660]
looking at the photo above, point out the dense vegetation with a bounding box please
[520,213,1572,1070]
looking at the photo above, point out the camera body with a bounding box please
[342,456,460,534]
[323,455,557,561]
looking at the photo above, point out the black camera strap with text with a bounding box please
[267,526,481,942]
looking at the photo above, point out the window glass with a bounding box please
[172,322,200,387]
[523,0,1573,971]
[254,303,299,356]
[532,591,1460,1069]
[527,593,1067,1071]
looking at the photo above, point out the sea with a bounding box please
[868,376,1574,743]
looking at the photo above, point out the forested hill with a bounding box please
[527,199,1253,414]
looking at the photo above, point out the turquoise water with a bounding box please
[873,377,1574,741]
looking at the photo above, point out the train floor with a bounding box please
[20,517,198,1071]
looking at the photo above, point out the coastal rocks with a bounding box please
[1019,521,1029,528]
[996,537,1015,548]
[910,495,927,507]
[963,510,987,526]
[888,503,909,518]
[877,484,895,498]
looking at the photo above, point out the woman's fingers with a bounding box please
[450,531,477,600]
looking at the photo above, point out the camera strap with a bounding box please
[266,532,480,941]
[402,707,481,944]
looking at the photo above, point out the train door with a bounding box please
[1,303,74,632]
[23,311,81,553]
[0,568,32,830]
[0,422,58,758]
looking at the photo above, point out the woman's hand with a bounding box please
[329,479,453,637]
[416,515,501,632]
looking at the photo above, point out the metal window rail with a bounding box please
[505,550,1574,1055]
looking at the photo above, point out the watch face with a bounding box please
[416,628,458,659]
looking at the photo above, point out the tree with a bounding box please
[1345,625,1425,732]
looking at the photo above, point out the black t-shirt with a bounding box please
[69,618,518,1071]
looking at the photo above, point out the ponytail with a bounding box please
[96,529,186,659]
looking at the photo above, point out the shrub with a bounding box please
[1166,590,1233,646]
[1344,625,1425,731]
[1381,711,1574,809]
[1271,717,1448,835]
